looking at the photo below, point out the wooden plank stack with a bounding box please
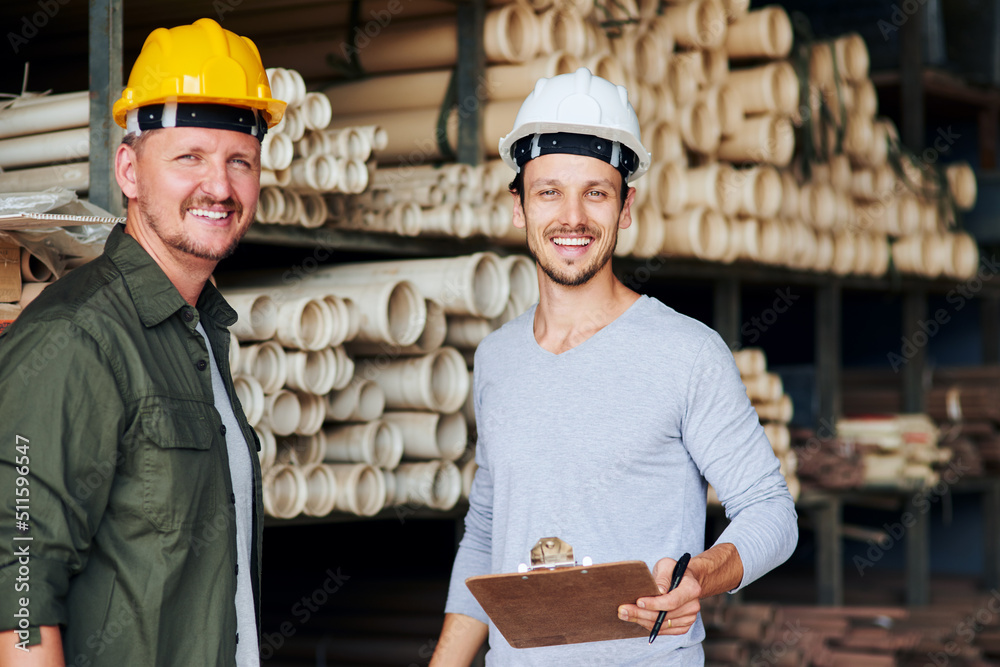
[791,429,866,490]
[836,414,948,487]
[701,590,1000,666]
[789,414,947,491]
[843,366,1000,475]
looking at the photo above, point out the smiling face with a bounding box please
[514,153,634,288]
[118,126,261,264]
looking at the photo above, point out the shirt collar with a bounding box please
[105,224,237,329]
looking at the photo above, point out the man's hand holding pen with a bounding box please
[616,554,702,639]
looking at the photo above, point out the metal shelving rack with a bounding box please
[82,0,1000,609]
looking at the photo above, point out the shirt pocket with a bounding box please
[139,399,220,531]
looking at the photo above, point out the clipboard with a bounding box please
[465,538,659,649]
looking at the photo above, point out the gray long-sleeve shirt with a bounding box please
[446,295,798,665]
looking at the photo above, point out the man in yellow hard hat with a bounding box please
[0,18,285,666]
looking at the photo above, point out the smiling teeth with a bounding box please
[553,237,590,246]
[189,208,229,220]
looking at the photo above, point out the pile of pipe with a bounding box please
[256,67,391,229]
[327,161,520,241]
[708,346,799,504]
[0,91,91,193]
[803,35,978,280]
[2,242,57,311]
[300,0,981,279]
[223,250,538,519]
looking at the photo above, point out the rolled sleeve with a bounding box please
[0,318,124,633]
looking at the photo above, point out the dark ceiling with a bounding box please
[1,0,458,95]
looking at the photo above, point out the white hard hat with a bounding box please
[498,67,651,182]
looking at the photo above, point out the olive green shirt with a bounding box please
[0,224,263,666]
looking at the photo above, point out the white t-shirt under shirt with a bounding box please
[446,295,799,665]
[196,322,258,667]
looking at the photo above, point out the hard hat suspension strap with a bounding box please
[126,102,268,142]
[512,132,638,183]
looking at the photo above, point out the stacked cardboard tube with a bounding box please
[3,3,986,521]
[803,35,980,280]
[0,3,983,280]
[255,67,389,229]
[705,346,799,503]
[288,0,981,279]
[0,91,92,193]
[225,251,536,519]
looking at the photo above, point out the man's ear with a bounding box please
[114,143,139,200]
[511,190,526,229]
[618,185,637,230]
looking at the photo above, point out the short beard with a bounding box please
[139,194,253,262]
[525,219,618,287]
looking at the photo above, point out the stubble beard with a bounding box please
[139,193,254,262]
[525,216,619,288]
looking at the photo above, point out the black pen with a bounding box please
[648,552,691,644]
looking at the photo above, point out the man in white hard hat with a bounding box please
[431,68,798,665]
[0,18,284,666]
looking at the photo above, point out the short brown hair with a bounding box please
[120,130,158,156]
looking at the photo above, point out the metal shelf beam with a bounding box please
[816,282,842,433]
[88,0,123,217]
[238,228,1000,297]
[455,0,486,165]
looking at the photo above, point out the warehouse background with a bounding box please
[3,0,1000,665]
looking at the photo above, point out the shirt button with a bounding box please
[220,424,227,436]
[230,493,236,504]
[196,360,207,371]
[182,310,194,322]
[235,564,239,576]
[235,633,239,644]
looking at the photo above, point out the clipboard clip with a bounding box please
[517,537,593,573]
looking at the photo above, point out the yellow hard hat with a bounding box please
[113,18,286,135]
